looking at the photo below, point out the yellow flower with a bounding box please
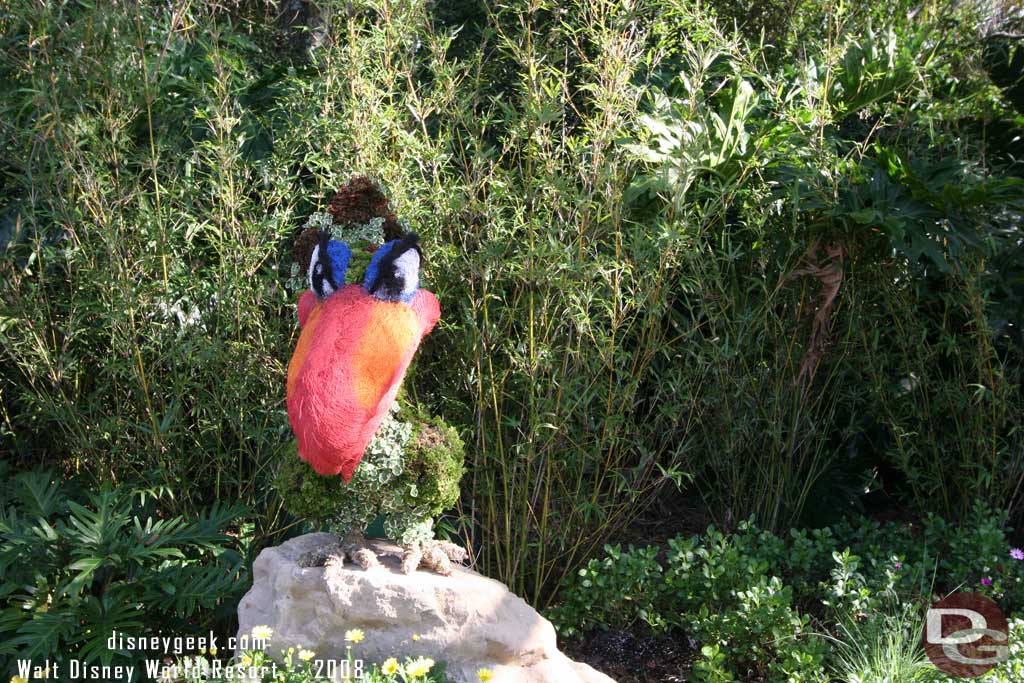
[381,658,400,675]
[477,668,494,682]
[344,628,365,643]
[406,657,434,677]
[239,653,253,666]
[199,647,207,655]
[11,677,28,683]
[251,625,274,642]
[298,649,315,662]
[412,633,420,642]
[209,645,218,656]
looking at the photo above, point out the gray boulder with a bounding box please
[236,533,615,683]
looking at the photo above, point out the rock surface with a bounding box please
[237,533,616,683]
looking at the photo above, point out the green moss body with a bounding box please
[276,403,464,545]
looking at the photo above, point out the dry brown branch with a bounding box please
[783,237,846,387]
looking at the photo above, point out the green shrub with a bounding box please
[0,465,245,677]
[549,523,829,682]
[630,4,1024,532]
[826,505,1024,614]
[663,528,829,682]
[855,272,1024,523]
[2,0,1021,614]
[548,511,1024,681]
[547,544,665,635]
[0,1,298,525]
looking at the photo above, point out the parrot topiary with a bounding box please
[287,230,439,481]
[277,177,466,575]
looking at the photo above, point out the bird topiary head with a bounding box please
[291,175,406,292]
[285,177,441,482]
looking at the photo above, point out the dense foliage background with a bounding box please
[1,0,1023,680]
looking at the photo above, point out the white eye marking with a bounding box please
[308,244,321,293]
[393,249,420,295]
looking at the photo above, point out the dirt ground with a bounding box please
[562,629,695,683]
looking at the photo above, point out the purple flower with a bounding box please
[1011,548,1024,561]
[894,561,903,570]
[981,577,993,587]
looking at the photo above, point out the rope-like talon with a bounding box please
[298,542,343,568]
[336,531,383,571]
[435,540,468,564]
[350,546,384,571]
[422,544,455,576]
[323,553,346,584]
[316,535,469,576]
[400,546,423,574]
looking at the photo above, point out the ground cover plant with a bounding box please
[548,509,1024,681]
[1,0,1022,680]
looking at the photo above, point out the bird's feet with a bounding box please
[300,533,468,576]
[398,539,468,576]
[296,531,381,571]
